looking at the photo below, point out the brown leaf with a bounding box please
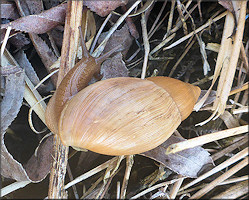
[84,0,128,17]
[1,3,67,34]
[140,135,214,178]
[24,136,53,182]
[101,52,129,80]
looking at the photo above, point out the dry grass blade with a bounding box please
[165,125,248,154]
[189,157,248,199]
[3,49,46,123]
[130,178,181,199]
[64,157,119,189]
[1,26,12,56]
[1,181,31,197]
[92,0,142,57]
[169,175,184,199]
[229,82,249,96]
[120,155,134,199]
[180,147,248,191]
[194,10,234,118]
[213,1,247,118]
[210,180,248,199]
[163,11,227,50]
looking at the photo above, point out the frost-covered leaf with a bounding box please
[140,135,214,178]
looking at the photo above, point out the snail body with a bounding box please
[46,74,201,155]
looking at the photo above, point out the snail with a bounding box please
[45,38,201,156]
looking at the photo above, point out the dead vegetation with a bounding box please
[1,0,248,199]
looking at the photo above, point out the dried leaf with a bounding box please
[84,0,128,17]
[14,50,41,86]
[29,33,58,74]
[1,3,67,34]
[1,134,53,182]
[197,90,217,108]
[24,0,43,15]
[8,33,30,50]
[1,55,52,182]
[1,65,25,133]
[140,135,213,178]
[100,52,129,80]
[24,136,53,182]
[98,24,134,57]
[0,65,27,181]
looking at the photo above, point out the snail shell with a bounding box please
[54,76,200,155]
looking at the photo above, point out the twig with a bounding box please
[169,175,185,199]
[81,175,103,199]
[148,0,167,36]
[130,178,180,199]
[180,147,248,191]
[67,164,79,199]
[48,2,83,198]
[176,0,188,35]
[211,135,248,161]
[1,181,31,197]
[92,0,142,58]
[140,12,150,79]
[168,37,196,77]
[164,0,176,39]
[120,155,134,199]
[165,125,248,155]
[64,157,119,189]
[117,181,121,199]
[163,11,227,50]
[189,157,249,199]
[89,12,112,54]
[211,180,249,199]
[1,25,12,56]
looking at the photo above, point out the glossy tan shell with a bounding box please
[57,77,201,155]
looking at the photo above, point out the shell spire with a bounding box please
[147,76,201,121]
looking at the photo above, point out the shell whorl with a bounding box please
[147,76,201,120]
[57,77,201,155]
